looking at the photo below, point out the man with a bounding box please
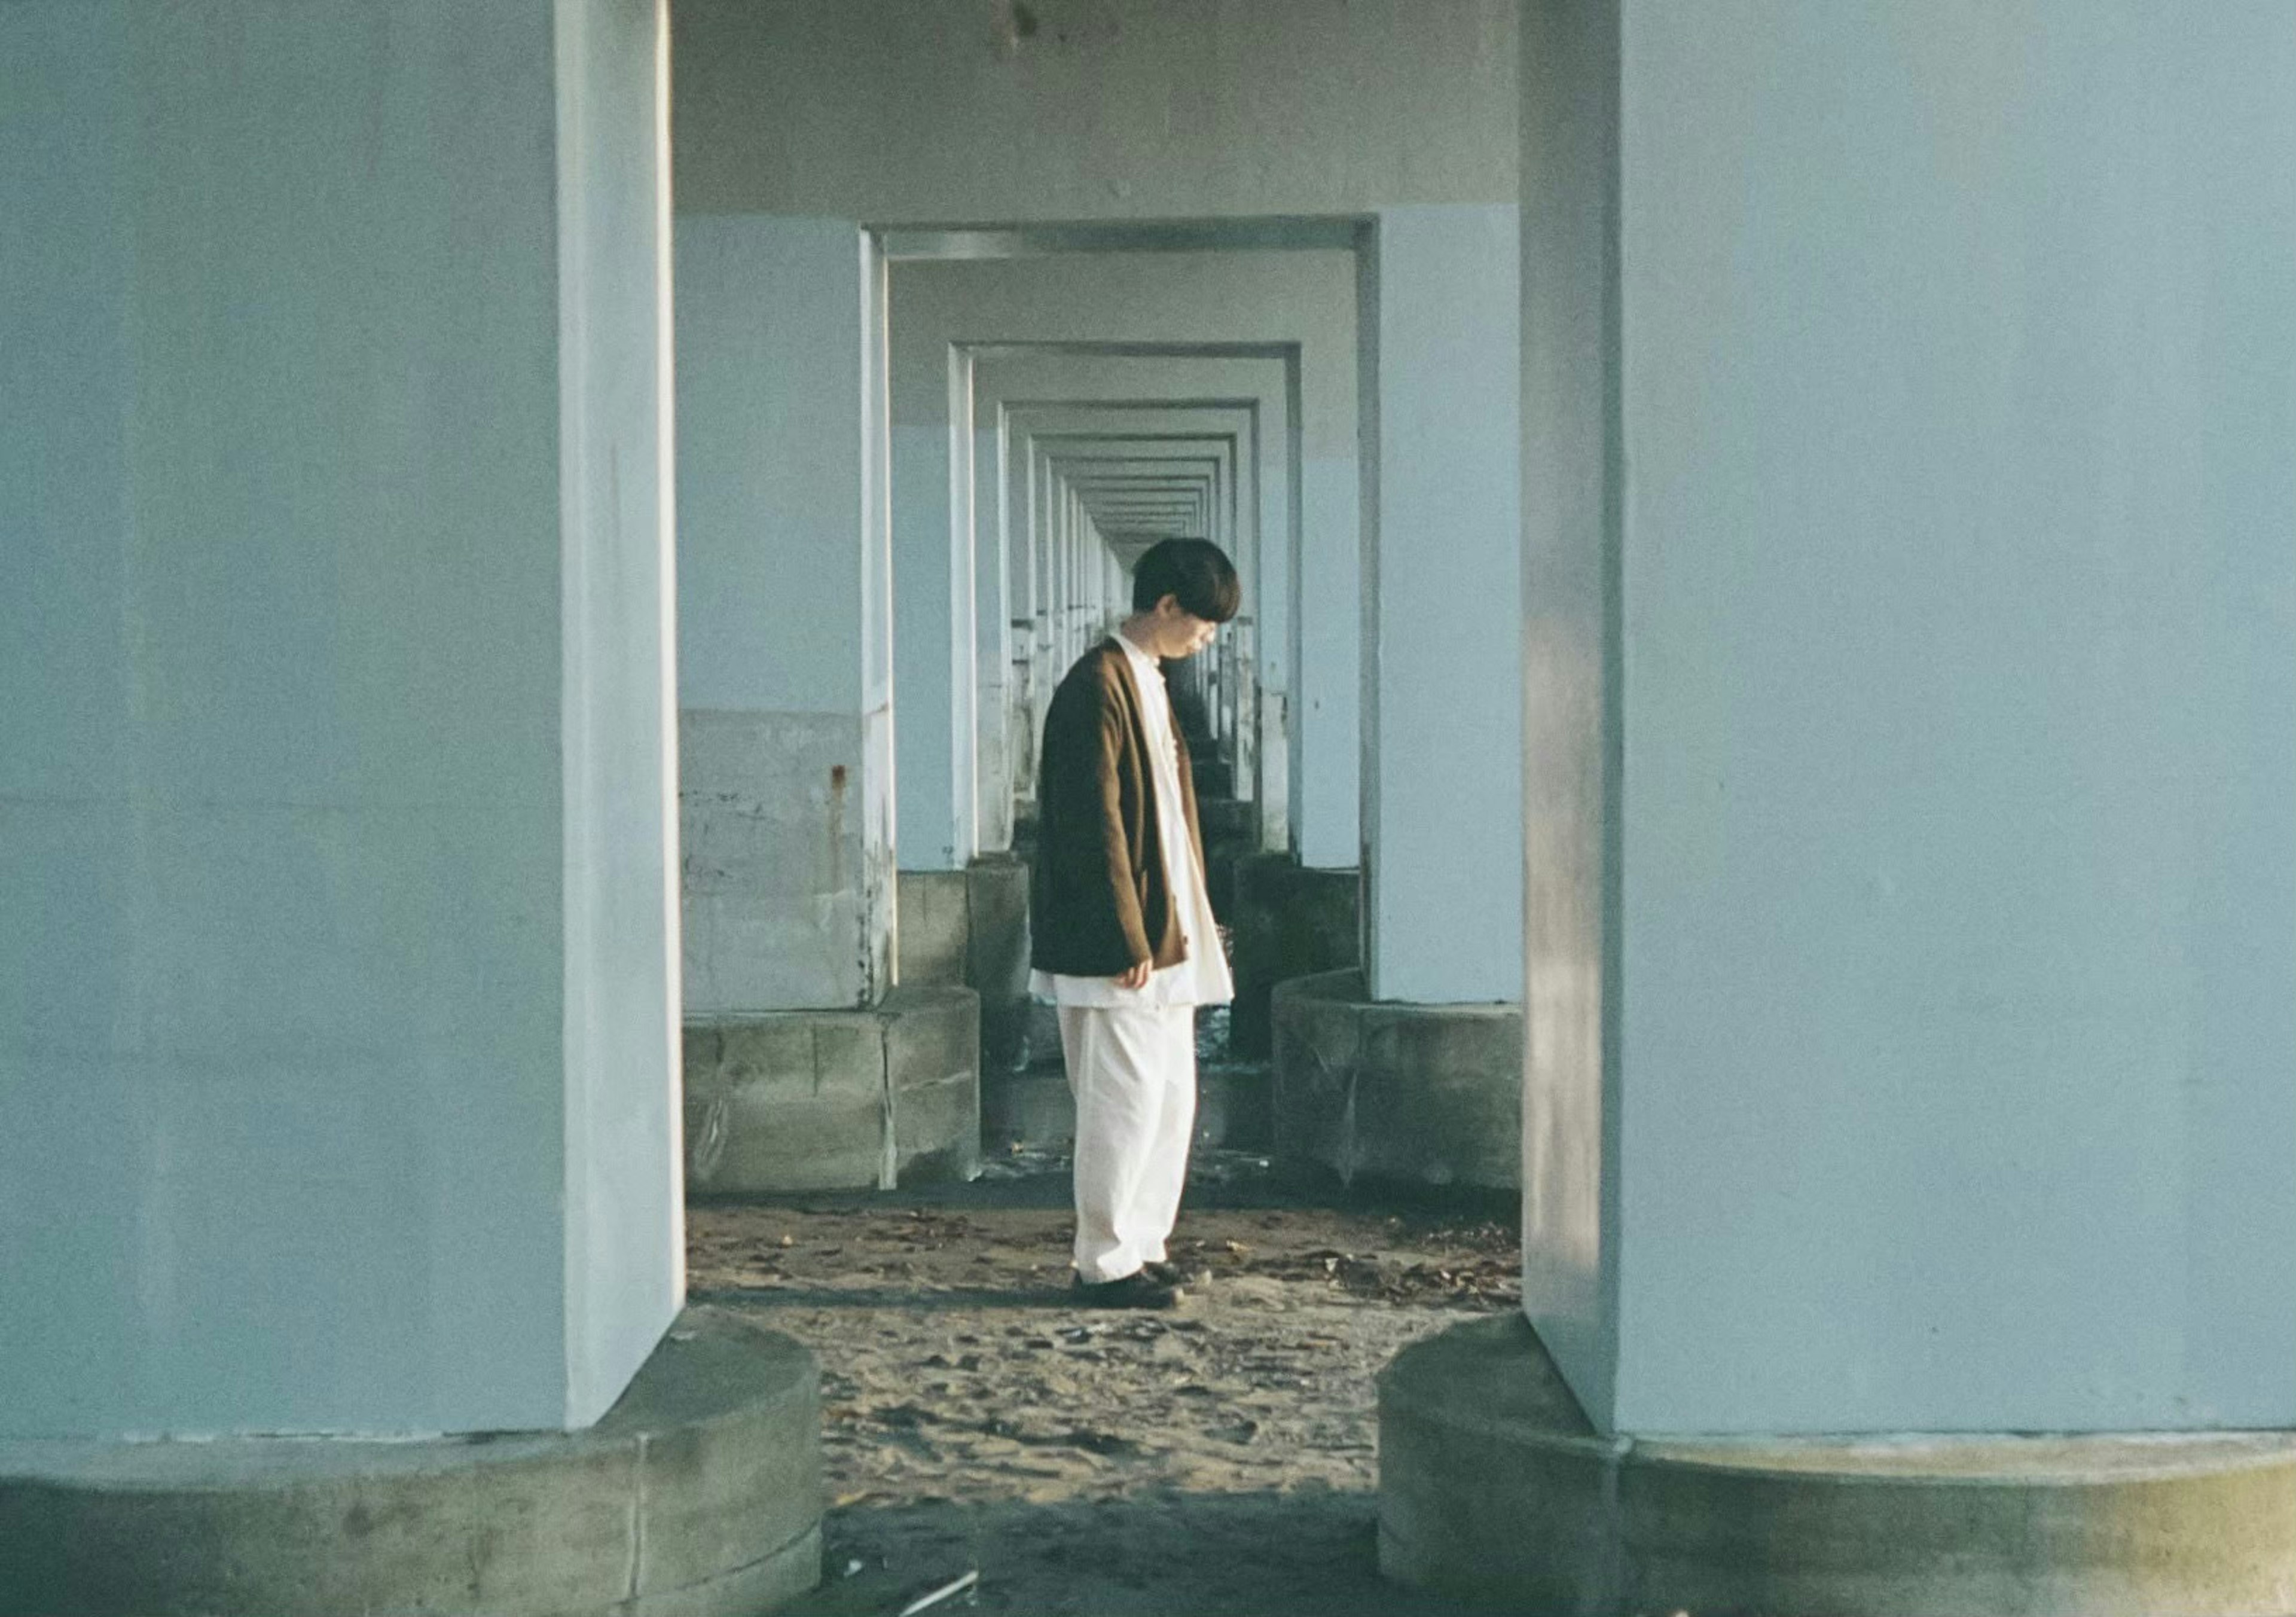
[1030,537,1239,1309]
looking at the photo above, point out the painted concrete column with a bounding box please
[1523,0,2296,1437]
[1269,206,1523,1191]
[675,215,894,1011]
[1,0,679,1437]
[674,216,977,1197]
[973,411,1013,852]
[1361,208,1523,1004]
[889,337,976,872]
[1294,380,1361,871]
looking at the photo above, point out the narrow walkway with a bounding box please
[689,1156,1519,1615]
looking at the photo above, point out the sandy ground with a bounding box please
[689,1155,1523,1617]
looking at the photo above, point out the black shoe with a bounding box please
[1141,1260,1202,1288]
[1073,1270,1184,1310]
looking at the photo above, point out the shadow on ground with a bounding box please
[789,1488,1513,1617]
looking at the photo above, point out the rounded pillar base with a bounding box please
[1381,1314,2296,1617]
[1226,855,1359,1058]
[0,1308,822,1617]
[1271,969,1519,1192]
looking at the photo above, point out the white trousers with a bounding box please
[1059,1001,1198,1283]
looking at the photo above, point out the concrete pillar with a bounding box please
[1274,213,1521,1182]
[1529,0,2296,1442]
[1360,207,1523,1006]
[1384,4,2296,1610]
[673,222,981,1194]
[889,332,976,872]
[973,412,1013,853]
[0,0,680,1442]
[1294,374,1361,872]
[674,215,894,1013]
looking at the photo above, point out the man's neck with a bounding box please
[1117,617,1159,657]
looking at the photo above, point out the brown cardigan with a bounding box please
[1029,639,1204,977]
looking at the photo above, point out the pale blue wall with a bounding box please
[677,218,869,718]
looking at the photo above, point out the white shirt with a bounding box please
[1031,633,1235,1009]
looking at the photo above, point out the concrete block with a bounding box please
[884,986,984,1183]
[899,859,1030,1073]
[1228,853,1360,1057]
[895,869,970,986]
[686,1014,889,1194]
[965,853,1033,1073]
[0,1310,822,1617]
[685,988,981,1195]
[982,1065,1077,1151]
[1270,969,1520,1192]
[1381,1313,2296,1616]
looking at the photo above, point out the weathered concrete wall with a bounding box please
[0,0,677,1436]
[682,711,880,1011]
[1523,0,2296,1434]
[676,216,894,1012]
[673,0,1516,222]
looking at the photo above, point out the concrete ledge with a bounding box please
[1270,969,1518,1191]
[685,986,981,1194]
[0,1308,822,1617]
[897,857,1031,1073]
[1227,855,1358,1057]
[1381,1313,2296,1616]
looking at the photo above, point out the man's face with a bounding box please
[1147,594,1219,660]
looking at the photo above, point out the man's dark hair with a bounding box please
[1130,537,1241,622]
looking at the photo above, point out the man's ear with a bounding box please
[1156,593,1182,619]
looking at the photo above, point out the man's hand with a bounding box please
[1115,959,1152,991]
